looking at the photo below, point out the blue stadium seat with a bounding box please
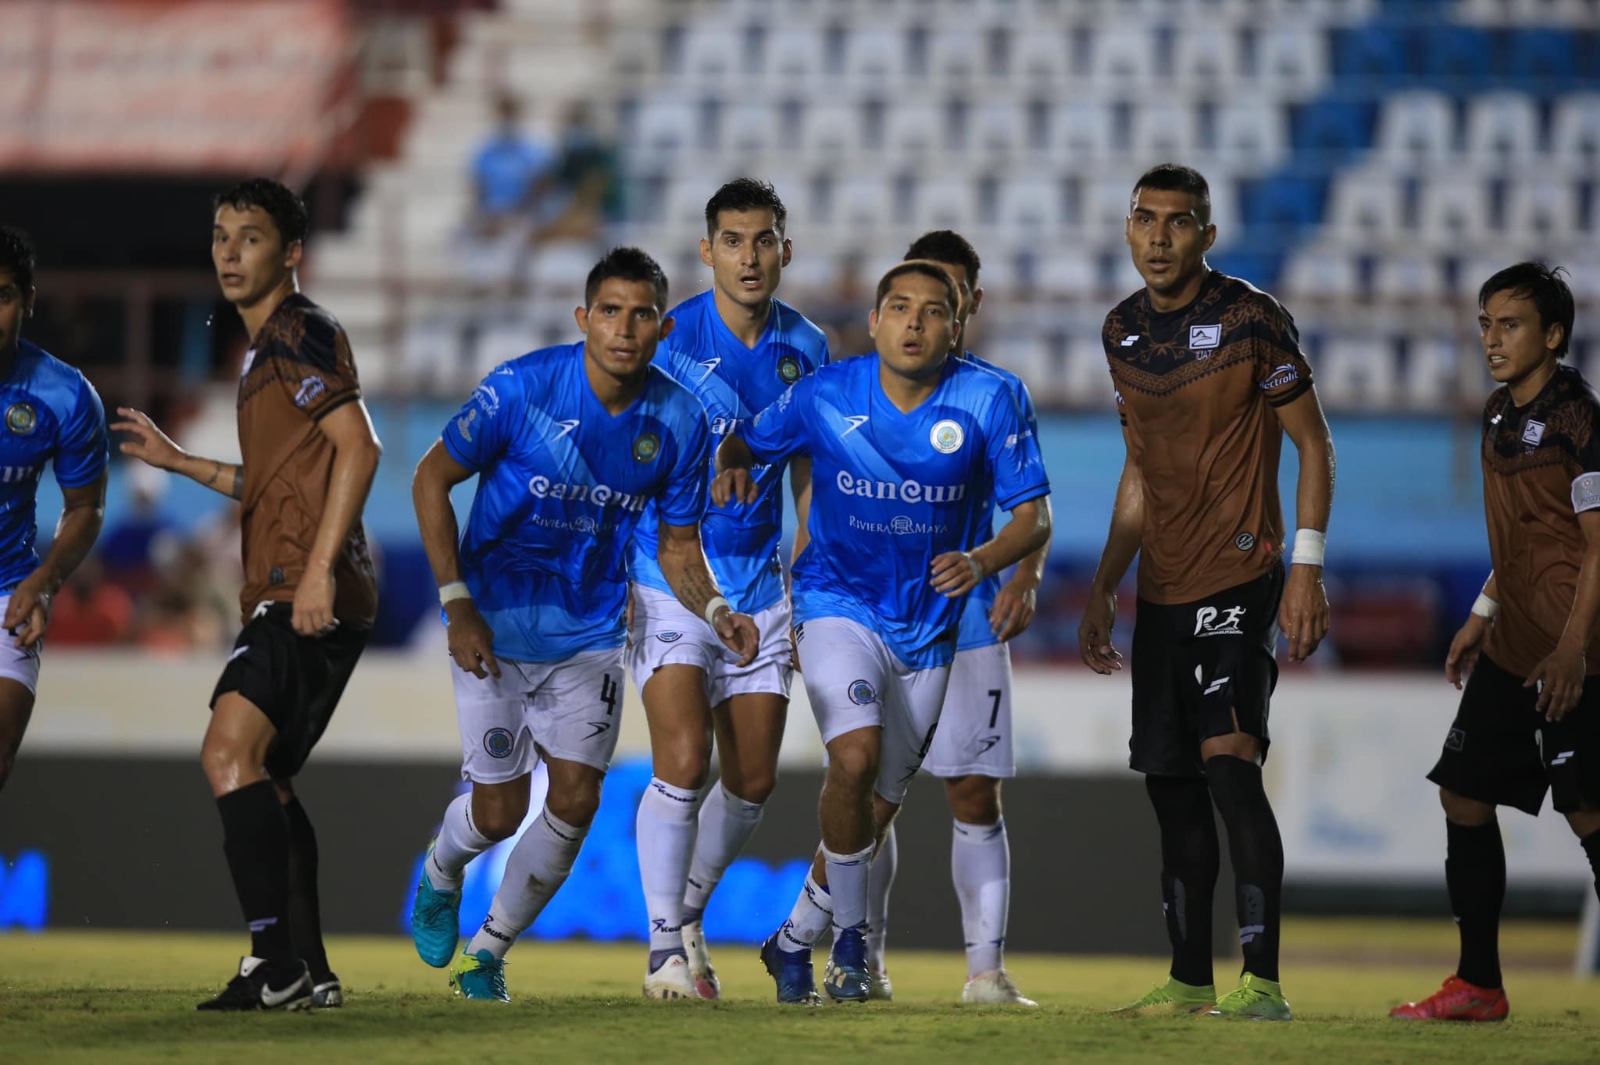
[1240,176,1324,234]
[1507,30,1577,88]
[1331,26,1412,79]
[1422,27,1492,84]
[1292,100,1376,159]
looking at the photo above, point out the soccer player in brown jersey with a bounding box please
[113,179,382,1012]
[1392,264,1600,1022]
[1079,164,1335,1021]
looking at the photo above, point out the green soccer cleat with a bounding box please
[1208,973,1292,1020]
[1108,976,1216,1016]
[410,841,463,969]
[449,949,510,1003]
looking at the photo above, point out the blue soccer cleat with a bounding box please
[823,926,871,1003]
[449,948,510,1002]
[760,928,820,1005]
[410,841,463,968]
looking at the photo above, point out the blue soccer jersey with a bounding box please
[954,352,1041,652]
[742,355,1049,669]
[441,343,710,663]
[630,291,829,613]
[0,340,107,593]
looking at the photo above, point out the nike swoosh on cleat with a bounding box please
[260,977,305,1008]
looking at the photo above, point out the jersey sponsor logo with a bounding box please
[1120,335,1140,347]
[293,376,326,409]
[527,475,648,512]
[553,418,580,439]
[0,464,40,484]
[483,728,515,759]
[3,403,36,436]
[709,416,745,436]
[1522,419,1546,448]
[1194,605,1246,637]
[1189,325,1221,350]
[1261,364,1300,391]
[1234,531,1256,551]
[1445,727,1465,752]
[478,919,514,944]
[656,631,684,643]
[835,470,966,504]
[847,678,877,705]
[456,408,478,442]
[697,358,721,383]
[633,432,661,462]
[778,355,802,384]
[848,514,950,536]
[930,419,964,454]
[472,383,501,418]
[840,414,870,437]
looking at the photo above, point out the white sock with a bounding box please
[776,868,834,953]
[465,806,587,960]
[637,777,701,956]
[824,844,875,933]
[865,824,897,971]
[683,783,765,923]
[952,817,1010,977]
[429,792,492,890]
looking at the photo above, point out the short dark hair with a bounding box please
[0,226,36,292]
[585,246,670,310]
[905,230,981,287]
[1479,261,1576,360]
[704,178,787,237]
[875,261,958,311]
[212,178,309,247]
[1131,163,1212,226]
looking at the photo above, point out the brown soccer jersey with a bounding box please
[1103,271,1314,605]
[235,294,377,627]
[1479,365,1600,678]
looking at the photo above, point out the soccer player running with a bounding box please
[627,180,828,999]
[1079,164,1334,1021]
[858,231,1047,1006]
[718,262,1052,1004]
[1393,264,1600,1022]
[115,180,383,1011]
[407,247,759,1003]
[0,227,109,793]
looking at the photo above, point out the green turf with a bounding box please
[2,924,1597,1064]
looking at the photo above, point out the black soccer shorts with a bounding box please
[1128,565,1283,778]
[211,602,369,779]
[1428,653,1600,816]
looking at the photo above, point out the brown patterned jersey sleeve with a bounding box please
[1102,306,1130,427]
[1244,294,1314,408]
[260,310,362,423]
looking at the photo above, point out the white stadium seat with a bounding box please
[1008,26,1071,88]
[633,97,701,163]
[1502,177,1583,244]
[1326,171,1405,244]
[763,26,828,88]
[1046,99,1116,167]
[969,100,1026,160]
[1255,26,1327,100]
[1281,247,1362,302]
[1373,252,1446,301]
[1417,178,1492,248]
[1551,94,1600,174]
[994,175,1067,237]
[799,100,866,161]
[678,24,745,90]
[1374,91,1457,171]
[885,100,951,164]
[1035,250,1098,299]
[1129,102,1200,166]
[1171,24,1242,92]
[915,175,977,231]
[843,25,910,92]
[1213,99,1289,173]
[1464,93,1541,169]
[1085,26,1156,91]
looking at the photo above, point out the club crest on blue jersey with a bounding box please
[929,419,964,454]
[848,678,878,705]
[656,631,683,643]
[633,432,661,462]
[483,728,515,758]
[777,355,802,384]
[5,403,37,436]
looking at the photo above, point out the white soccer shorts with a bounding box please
[798,615,951,806]
[452,646,625,784]
[921,642,1016,779]
[627,584,793,706]
[0,595,40,694]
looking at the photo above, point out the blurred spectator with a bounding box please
[469,94,554,239]
[47,557,134,647]
[536,102,622,244]
[97,467,177,594]
[811,254,874,358]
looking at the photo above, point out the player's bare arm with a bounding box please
[1528,511,1600,720]
[788,453,812,671]
[931,496,1052,598]
[4,472,106,649]
[1276,386,1336,662]
[413,441,499,679]
[711,434,761,506]
[991,536,1050,642]
[111,406,244,501]
[1079,427,1146,674]
[294,400,381,638]
[656,519,760,666]
[1447,572,1498,689]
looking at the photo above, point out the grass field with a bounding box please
[2,920,1597,1064]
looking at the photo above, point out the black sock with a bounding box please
[1581,830,1600,904]
[216,780,293,963]
[283,797,332,982]
[1204,755,1284,983]
[1146,774,1220,988]
[1446,818,1505,990]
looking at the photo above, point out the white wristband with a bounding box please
[1290,528,1326,567]
[1471,593,1500,619]
[439,580,471,605]
[703,595,731,627]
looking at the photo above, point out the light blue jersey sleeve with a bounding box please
[741,376,814,466]
[53,376,107,489]
[656,407,711,528]
[986,388,1048,512]
[441,368,526,472]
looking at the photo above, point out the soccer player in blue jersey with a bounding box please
[627,179,829,999]
[716,262,1052,1003]
[407,247,759,1002]
[0,226,108,792]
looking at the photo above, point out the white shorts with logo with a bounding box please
[0,595,40,694]
[798,616,952,806]
[920,641,1015,779]
[452,646,625,784]
[627,585,794,706]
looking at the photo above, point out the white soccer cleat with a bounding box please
[642,953,699,1000]
[681,920,720,1000]
[868,969,894,1001]
[962,969,1038,1007]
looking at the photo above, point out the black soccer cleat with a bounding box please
[312,974,343,1008]
[196,956,313,1012]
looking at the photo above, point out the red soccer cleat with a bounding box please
[1390,975,1509,1021]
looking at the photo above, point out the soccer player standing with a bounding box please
[115,180,383,1011]
[407,248,758,1003]
[627,180,828,999]
[1079,165,1335,1021]
[1393,264,1600,1022]
[0,227,108,791]
[718,262,1052,1004]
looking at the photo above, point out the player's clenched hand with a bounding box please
[1526,644,1585,721]
[110,407,185,471]
[1444,614,1490,689]
[1078,589,1122,674]
[989,574,1039,642]
[712,607,760,667]
[445,599,501,679]
[5,572,51,650]
[292,568,339,637]
[930,551,984,598]
[1280,564,1330,663]
[711,468,759,507]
